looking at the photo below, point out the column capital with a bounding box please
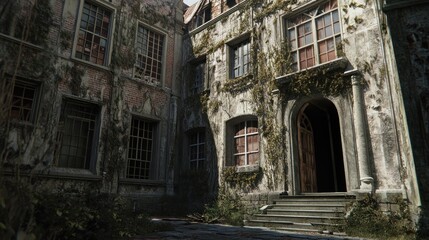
[343,69,361,77]
[344,69,363,86]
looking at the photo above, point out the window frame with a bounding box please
[188,128,206,170]
[225,116,260,168]
[133,22,167,86]
[229,39,251,79]
[226,0,238,8]
[55,98,100,171]
[8,79,40,124]
[190,58,207,95]
[125,115,159,180]
[195,2,212,28]
[284,0,342,72]
[72,0,115,67]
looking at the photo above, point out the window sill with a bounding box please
[0,33,44,51]
[3,167,101,181]
[236,164,260,173]
[223,74,253,93]
[70,57,110,72]
[130,76,162,88]
[119,178,165,186]
[275,57,349,86]
[9,120,36,128]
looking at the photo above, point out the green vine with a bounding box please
[284,69,350,98]
[221,74,254,95]
[222,166,262,189]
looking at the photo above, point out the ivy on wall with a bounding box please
[222,166,262,190]
[188,0,354,191]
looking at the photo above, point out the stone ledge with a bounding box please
[119,178,165,186]
[275,57,349,86]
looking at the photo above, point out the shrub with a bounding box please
[188,184,248,226]
[345,194,415,239]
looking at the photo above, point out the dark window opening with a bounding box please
[196,3,211,27]
[227,0,237,7]
[189,129,206,170]
[191,60,205,95]
[56,100,99,169]
[127,117,156,179]
[10,82,38,123]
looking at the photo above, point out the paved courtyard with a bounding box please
[135,218,365,240]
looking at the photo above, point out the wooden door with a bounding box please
[298,112,317,193]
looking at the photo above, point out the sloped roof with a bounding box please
[184,0,202,24]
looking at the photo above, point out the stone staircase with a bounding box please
[246,194,355,234]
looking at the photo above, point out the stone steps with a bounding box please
[246,194,355,234]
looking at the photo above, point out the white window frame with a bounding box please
[72,0,116,67]
[133,22,167,86]
[233,120,259,166]
[285,0,342,71]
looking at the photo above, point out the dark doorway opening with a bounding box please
[298,99,346,193]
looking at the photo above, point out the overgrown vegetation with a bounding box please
[222,166,262,189]
[0,181,171,239]
[188,183,250,226]
[0,1,178,239]
[345,194,415,239]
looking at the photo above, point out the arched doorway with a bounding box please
[297,99,346,193]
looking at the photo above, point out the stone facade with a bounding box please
[181,0,428,231]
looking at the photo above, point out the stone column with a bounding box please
[350,72,374,191]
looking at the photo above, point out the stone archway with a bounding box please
[297,99,346,193]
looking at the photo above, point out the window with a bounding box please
[126,117,157,179]
[195,3,211,27]
[56,100,99,169]
[75,1,112,65]
[0,0,53,45]
[286,0,341,71]
[189,130,205,169]
[191,61,205,95]
[134,25,165,84]
[233,120,259,166]
[226,0,238,7]
[230,39,250,78]
[9,81,38,123]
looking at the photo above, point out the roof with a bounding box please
[184,0,204,24]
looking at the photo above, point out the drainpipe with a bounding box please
[346,70,374,192]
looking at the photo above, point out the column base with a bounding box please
[359,177,374,192]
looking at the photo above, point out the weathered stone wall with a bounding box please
[383,0,429,233]
[181,0,421,222]
[0,0,183,208]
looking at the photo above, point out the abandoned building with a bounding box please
[1,0,428,235]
